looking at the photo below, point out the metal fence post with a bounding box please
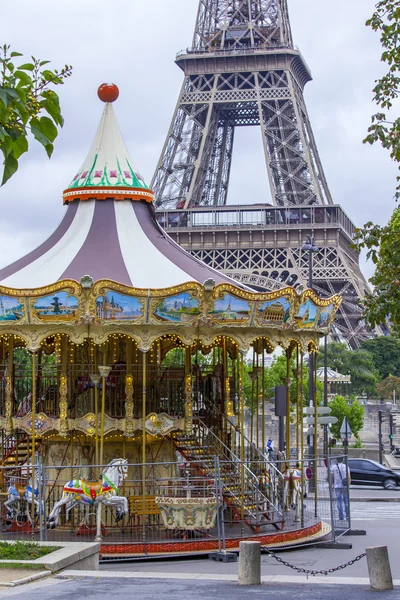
[327,454,336,544]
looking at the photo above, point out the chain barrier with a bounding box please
[263,548,366,577]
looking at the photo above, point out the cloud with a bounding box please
[0,0,395,285]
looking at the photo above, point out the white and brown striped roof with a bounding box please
[0,85,241,291]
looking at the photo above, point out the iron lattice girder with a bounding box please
[156,205,376,348]
[193,0,293,51]
[152,0,375,347]
[152,55,332,208]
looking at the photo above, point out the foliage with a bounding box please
[353,3,400,333]
[376,375,400,399]
[364,1,400,199]
[0,541,58,560]
[328,395,365,440]
[0,45,72,185]
[317,342,379,397]
[361,336,400,378]
[352,437,364,448]
[353,208,400,336]
[244,353,323,411]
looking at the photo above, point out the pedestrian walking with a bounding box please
[331,457,351,520]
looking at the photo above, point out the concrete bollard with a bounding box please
[366,546,393,591]
[238,541,261,585]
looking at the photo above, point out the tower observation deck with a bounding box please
[151,0,377,347]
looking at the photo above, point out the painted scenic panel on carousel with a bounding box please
[294,298,332,329]
[318,303,335,328]
[33,292,79,321]
[257,297,291,326]
[0,296,24,322]
[154,293,200,323]
[96,292,143,321]
[211,294,251,324]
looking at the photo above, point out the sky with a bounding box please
[0,0,397,280]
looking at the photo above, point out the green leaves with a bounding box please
[0,87,19,107]
[1,154,18,186]
[365,0,400,199]
[30,116,57,158]
[0,45,72,185]
[354,208,400,336]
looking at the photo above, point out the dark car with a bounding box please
[348,458,400,490]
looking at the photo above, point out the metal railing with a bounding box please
[156,204,355,240]
[0,455,349,550]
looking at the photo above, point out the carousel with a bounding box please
[0,83,341,556]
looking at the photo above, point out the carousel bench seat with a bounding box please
[128,495,161,524]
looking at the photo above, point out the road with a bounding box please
[97,487,400,580]
[0,486,397,600]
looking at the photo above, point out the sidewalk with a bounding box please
[0,571,396,600]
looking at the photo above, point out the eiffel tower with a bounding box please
[151,0,375,348]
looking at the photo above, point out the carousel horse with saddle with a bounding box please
[5,480,42,523]
[47,458,128,528]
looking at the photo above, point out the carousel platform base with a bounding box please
[0,517,331,560]
[97,519,329,560]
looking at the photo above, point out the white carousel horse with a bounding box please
[282,465,302,510]
[5,481,42,523]
[282,464,312,510]
[47,458,128,529]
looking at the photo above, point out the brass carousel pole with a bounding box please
[285,349,291,461]
[300,352,304,461]
[250,348,255,444]
[255,351,259,451]
[141,350,148,543]
[95,364,111,542]
[239,351,245,536]
[313,346,318,518]
[31,350,37,528]
[296,347,300,460]
[300,350,305,528]
[89,373,101,470]
[262,346,265,457]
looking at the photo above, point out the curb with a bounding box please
[0,570,50,587]
[351,498,400,502]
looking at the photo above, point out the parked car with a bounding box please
[347,458,400,490]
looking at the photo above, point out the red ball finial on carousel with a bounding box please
[97,83,119,103]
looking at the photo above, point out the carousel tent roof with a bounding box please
[316,367,351,383]
[0,84,244,291]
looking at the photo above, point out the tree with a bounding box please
[353,2,400,334]
[245,354,323,410]
[328,395,365,441]
[354,209,400,336]
[361,336,400,378]
[0,45,72,185]
[376,375,400,399]
[317,342,379,397]
[364,1,400,199]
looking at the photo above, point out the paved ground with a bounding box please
[99,500,400,579]
[0,575,398,600]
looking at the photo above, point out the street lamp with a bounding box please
[302,234,319,290]
[302,235,319,459]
